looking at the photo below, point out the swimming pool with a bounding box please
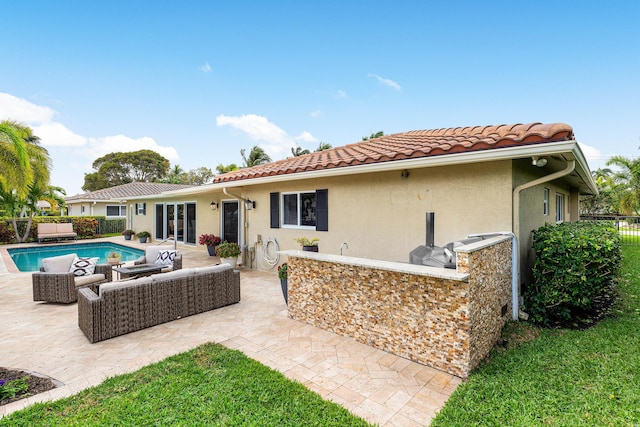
[8,242,145,272]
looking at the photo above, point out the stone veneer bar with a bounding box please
[281,235,512,378]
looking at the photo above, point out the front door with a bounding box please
[221,200,239,243]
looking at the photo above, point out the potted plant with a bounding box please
[136,231,151,243]
[199,233,222,256]
[215,241,241,268]
[277,263,288,305]
[106,251,122,265]
[122,229,135,241]
[295,237,319,252]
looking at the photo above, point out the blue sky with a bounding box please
[1,1,638,195]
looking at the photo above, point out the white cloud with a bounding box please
[217,113,317,159]
[216,114,290,144]
[33,122,87,147]
[0,91,180,195]
[86,135,180,162]
[295,131,318,143]
[368,73,401,90]
[310,110,323,118]
[578,142,601,161]
[335,90,347,99]
[0,92,55,123]
[200,62,211,72]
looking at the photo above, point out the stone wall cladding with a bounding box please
[286,237,512,378]
[459,239,513,372]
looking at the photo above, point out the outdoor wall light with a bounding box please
[531,156,548,167]
[401,169,410,179]
[245,199,256,210]
[210,201,218,211]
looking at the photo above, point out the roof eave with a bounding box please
[148,140,597,197]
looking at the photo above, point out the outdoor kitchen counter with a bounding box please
[279,250,470,281]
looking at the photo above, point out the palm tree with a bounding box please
[216,163,239,174]
[315,142,332,152]
[0,121,54,242]
[362,131,384,141]
[606,155,640,215]
[240,146,272,168]
[291,146,311,157]
[0,121,32,197]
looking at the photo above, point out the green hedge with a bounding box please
[525,221,622,326]
[0,216,126,244]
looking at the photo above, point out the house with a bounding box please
[64,182,194,233]
[123,122,597,286]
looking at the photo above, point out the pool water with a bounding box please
[8,242,145,272]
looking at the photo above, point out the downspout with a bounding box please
[512,159,575,320]
[222,188,249,266]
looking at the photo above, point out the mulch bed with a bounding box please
[0,368,58,407]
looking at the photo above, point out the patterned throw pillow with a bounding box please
[155,250,176,266]
[69,257,98,276]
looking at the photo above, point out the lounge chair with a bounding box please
[32,253,112,303]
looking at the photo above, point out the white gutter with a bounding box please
[511,159,576,320]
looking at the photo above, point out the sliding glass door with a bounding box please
[154,202,196,244]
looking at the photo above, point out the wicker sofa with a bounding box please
[78,264,240,343]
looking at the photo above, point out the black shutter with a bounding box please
[270,192,280,228]
[316,189,328,231]
[142,202,146,215]
[135,203,138,215]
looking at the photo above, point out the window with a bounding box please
[282,192,316,228]
[106,205,126,217]
[543,188,549,216]
[81,205,85,214]
[136,202,146,215]
[555,193,564,222]
[271,189,328,231]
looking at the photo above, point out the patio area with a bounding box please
[0,238,460,426]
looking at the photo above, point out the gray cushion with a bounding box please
[42,253,77,273]
[195,264,231,275]
[99,276,153,296]
[151,268,194,282]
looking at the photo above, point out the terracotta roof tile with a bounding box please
[212,122,574,183]
[65,182,195,201]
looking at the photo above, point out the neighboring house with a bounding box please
[124,122,597,286]
[65,182,194,233]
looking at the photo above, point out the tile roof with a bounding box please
[65,182,195,201]
[212,122,574,183]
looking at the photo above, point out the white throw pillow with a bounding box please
[69,257,98,276]
[155,250,176,266]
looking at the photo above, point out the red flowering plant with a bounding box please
[277,263,288,280]
[198,234,221,246]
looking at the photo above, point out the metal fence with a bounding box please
[580,215,640,246]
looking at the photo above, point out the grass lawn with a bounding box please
[431,245,640,427]
[0,343,372,426]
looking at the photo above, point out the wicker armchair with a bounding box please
[32,254,113,303]
[133,246,182,271]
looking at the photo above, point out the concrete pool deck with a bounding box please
[0,237,460,426]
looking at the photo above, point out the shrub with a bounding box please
[524,221,621,326]
[73,218,99,238]
[215,241,241,258]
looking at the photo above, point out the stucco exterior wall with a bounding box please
[241,161,513,271]
[284,236,512,378]
[513,159,576,284]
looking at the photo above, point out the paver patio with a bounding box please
[0,238,460,426]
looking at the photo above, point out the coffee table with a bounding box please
[113,263,163,279]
